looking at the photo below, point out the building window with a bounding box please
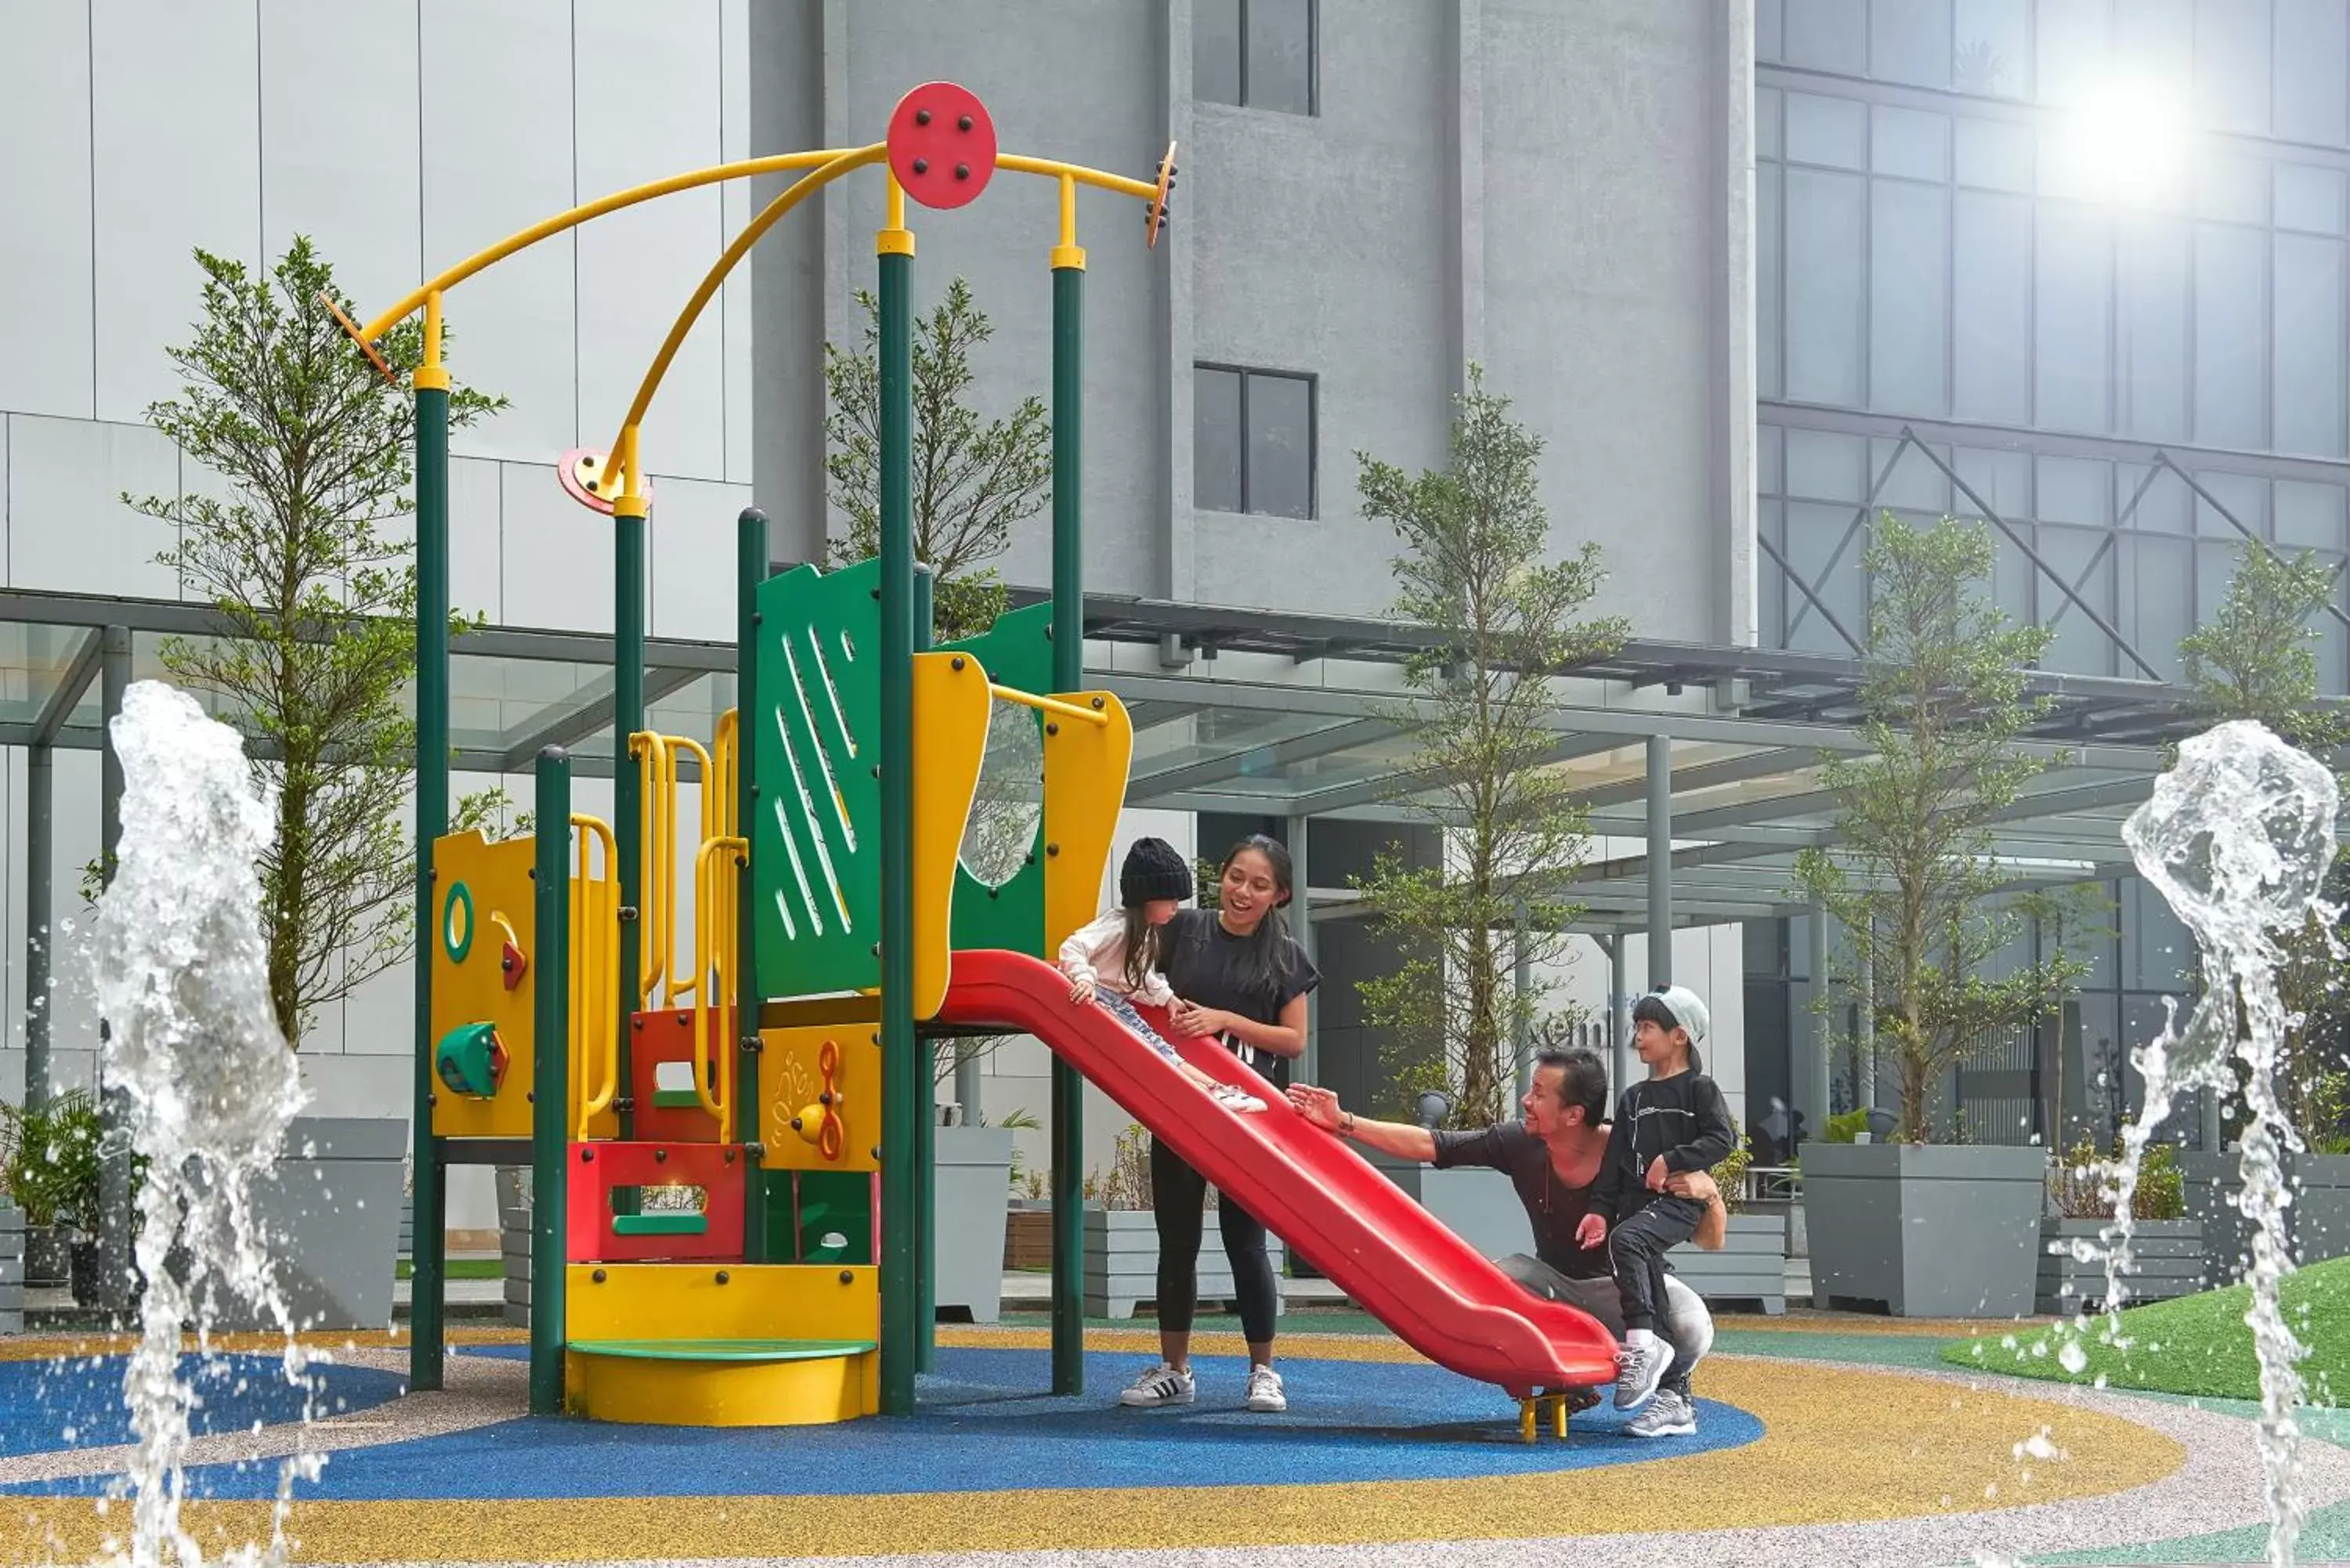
[1195,365,1315,519]
[1195,0,1317,116]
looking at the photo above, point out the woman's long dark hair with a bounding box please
[1214,833,1297,1003]
[1119,907,1158,992]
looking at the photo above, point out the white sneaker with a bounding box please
[1245,1365,1287,1412]
[1118,1362,1195,1407]
[1625,1386,1696,1438]
[1215,1086,1267,1113]
[1612,1336,1674,1411]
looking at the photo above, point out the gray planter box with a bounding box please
[1800,1141,2048,1317]
[497,1168,531,1328]
[934,1127,1014,1324]
[1670,1212,1788,1313]
[2037,1218,2204,1315]
[201,1118,406,1331]
[0,1201,23,1333]
[1083,1207,1286,1321]
[2182,1151,2350,1286]
[1367,1158,1534,1260]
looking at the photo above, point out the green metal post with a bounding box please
[1048,257,1086,1396]
[614,502,646,1152]
[877,236,920,1416]
[736,508,768,1262]
[913,564,936,1372]
[530,748,573,1416]
[410,372,451,1393]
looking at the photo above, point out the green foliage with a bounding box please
[0,1091,134,1233]
[1711,1121,1752,1216]
[1822,1107,1871,1144]
[2049,1134,2186,1221]
[824,276,1051,642]
[1793,515,2088,1143]
[2305,1070,2350,1156]
[1350,367,1628,1129]
[124,238,505,1046]
[1094,1123,1155,1211]
[1945,1252,2350,1405]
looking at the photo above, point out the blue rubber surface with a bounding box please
[9,1346,1760,1500]
[0,1353,407,1459]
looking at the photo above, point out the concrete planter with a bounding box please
[1670,1212,1788,1313]
[23,1225,67,1289]
[1083,1208,1286,1321]
[497,1168,531,1328]
[934,1128,1014,1324]
[1799,1141,2048,1317]
[1366,1158,1534,1260]
[0,1201,22,1333]
[2181,1151,2350,1285]
[2037,1219,2205,1315]
[201,1118,406,1331]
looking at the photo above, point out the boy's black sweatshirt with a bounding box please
[1591,1068,1737,1224]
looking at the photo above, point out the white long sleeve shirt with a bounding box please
[1056,909,1176,1006]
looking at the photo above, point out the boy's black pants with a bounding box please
[1608,1193,1706,1340]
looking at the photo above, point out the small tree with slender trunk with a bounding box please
[1350,367,1627,1127]
[1794,514,2088,1143]
[124,238,505,1047]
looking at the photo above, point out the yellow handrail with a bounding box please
[692,834,748,1126]
[713,709,739,840]
[986,684,1111,727]
[569,814,620,1140]
[632,731,669,1005]
[662,734,715,1003]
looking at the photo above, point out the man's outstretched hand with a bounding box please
[1574,1213,1607,1249]
[1286,1083,1344,1133]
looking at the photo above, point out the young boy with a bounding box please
[1574,984,1736,1414]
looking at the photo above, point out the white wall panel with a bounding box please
[421,0,578,465]
[721,0,754,486]
[647,476,749,638]
[5,415,179,597]
[259,0,421,317]
[573,0,727,484]
[0,0,96,420]
[501,460,613,632]
[90,0,262,425]
[446,455,505,623]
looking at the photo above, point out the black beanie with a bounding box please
[1119,837,1193,907]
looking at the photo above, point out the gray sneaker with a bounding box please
[1612,1337,1674,1411]
[1625,1386,1696,1437]
[1118,1362,1195,1407]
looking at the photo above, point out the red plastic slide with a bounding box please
[938,948,1622,1396]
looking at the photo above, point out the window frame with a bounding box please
[1195,362,1320,521]
[1201,0,1321,117]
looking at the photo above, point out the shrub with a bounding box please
[2051,1134,2186,1222]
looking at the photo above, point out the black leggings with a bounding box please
[1149,1136,1280,1344]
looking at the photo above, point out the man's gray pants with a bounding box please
[1495,1254,1713,1399]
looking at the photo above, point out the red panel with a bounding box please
[885,81,996,210]
[566,1140,748,1263]
[938,949,1621,1396]
[627,1006,730,1144]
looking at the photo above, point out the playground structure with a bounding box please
[354,82,1617,1433]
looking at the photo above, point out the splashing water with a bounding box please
[91,684,317,1567]
[2084,719,2337,1568]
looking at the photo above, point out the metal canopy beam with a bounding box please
[1126,716,1401,800]
[494,663,707,771]
[1571,745,1819,811]
[1284,731,1629,817]
[31,629,104,747]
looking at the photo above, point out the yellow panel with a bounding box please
[429,829,616,1143]
[909,650,992,1019]
[566,1263,878,1342]
[757,1020,881,1172]
[566,1346,877,1425]
[1041,690,1135,956]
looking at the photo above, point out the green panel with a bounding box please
[569,1338,875,1363]
[611,1213,707,1237]
[763,1169,874,1265]
[752,556,885,999]
[942,601,1053,957]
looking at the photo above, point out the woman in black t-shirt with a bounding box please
[1115,835,1319,1415]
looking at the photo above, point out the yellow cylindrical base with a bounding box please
[566,1348,878,1427]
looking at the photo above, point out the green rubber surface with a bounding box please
[567,1338,876,1363]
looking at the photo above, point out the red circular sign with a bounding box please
[886,82,997,211]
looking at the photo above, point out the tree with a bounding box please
[2177,540,2350,1142]
[1794,515,2088,1143]
[125,238,504,1046]
[823,276,1052,641]
[1349,367,1628,1127]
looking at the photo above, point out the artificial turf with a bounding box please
[1941,1253,2350,1404]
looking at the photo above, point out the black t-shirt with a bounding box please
[1431,1122,1607,1278]
[1159,907,1319,1090]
